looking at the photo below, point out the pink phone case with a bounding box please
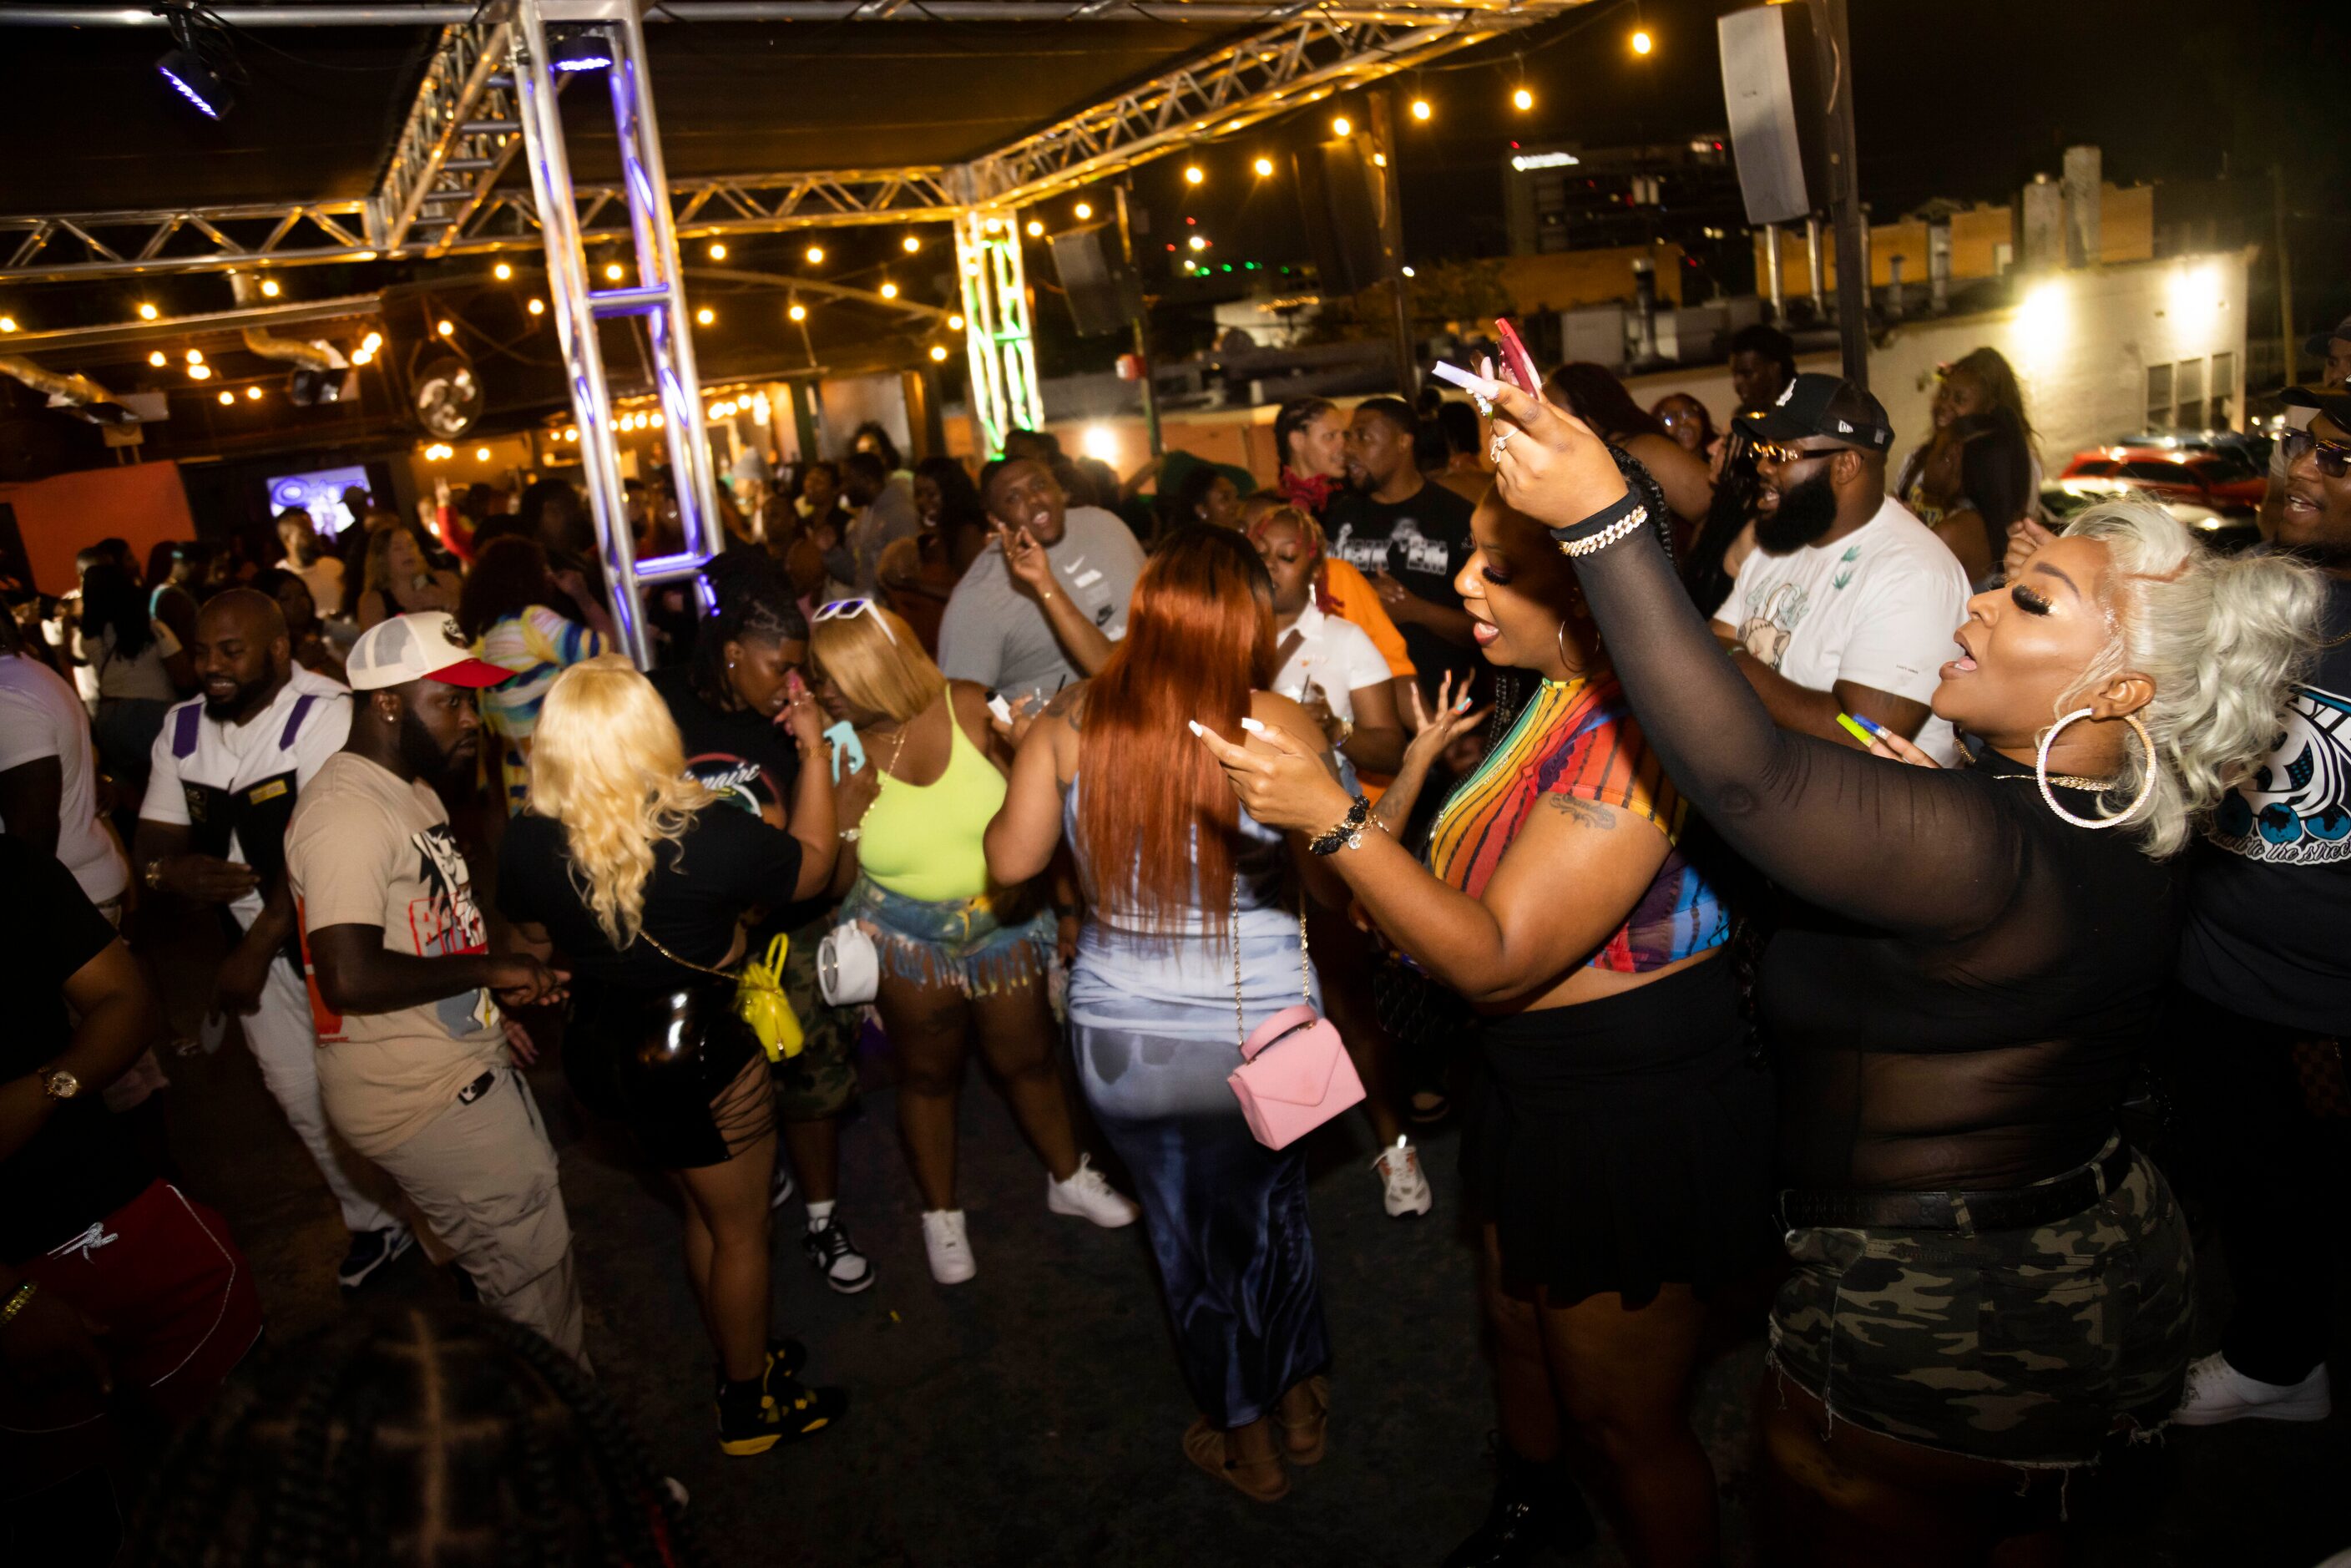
[1494,317,1542,396]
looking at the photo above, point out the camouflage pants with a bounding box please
[1767,1139,2194,1466]
[770,914,861,1123]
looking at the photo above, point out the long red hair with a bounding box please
[1076,527,1275,943]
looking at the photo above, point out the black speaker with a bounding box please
[1716,4,1827,226]
[1048,225,1141,337]
[1291,137,1385,296]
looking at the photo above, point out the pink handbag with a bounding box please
[1224,883,1364,1149]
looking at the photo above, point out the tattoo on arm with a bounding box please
[1543,793,1619,830]
[1041,685,1084,731]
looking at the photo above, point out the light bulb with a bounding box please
[138,302,159,321]
[948,313,964,331]
[1410,98,1432,121]
[708,241,727,260]
[1074,202,1092,221]
[788,302,806,321]
[246,385,261,400]
[929,345,949,362]
[564,427,579,443]
[695,306,715,325]
[604,262,624,281]
[189,363,211,381]
[652,413,664,428]
[1026,220,1044,237]
[352,348,372,365]
[493,261,513,280]
[149,350,168,367]
[1253,156,1274,177]
[805,245,824,265]
[475,447,490,462]
[260,277,281,297]
[902,235,921,253]
[0,316,16,333]
[880,282,898,299]
[1631,28,1652,54]
[185,348,203,364]
[1183,165,1203,185]
[527,298,544,316]
[1187,235,1206,252]
[1332,114,1351,137]
[437,320,454,336]
[362,331,382,351]
[1513,86,1533,111]
[217,389,235,405]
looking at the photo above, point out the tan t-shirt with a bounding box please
[286,750,504,1157]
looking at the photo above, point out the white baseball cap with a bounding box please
[346,611,515,691]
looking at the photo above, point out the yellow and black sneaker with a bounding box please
[711,1337,808,1402]
[715,1371,847,1457]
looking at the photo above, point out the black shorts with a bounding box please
[564,979,775,1170]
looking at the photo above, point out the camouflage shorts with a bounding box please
[770,915,861,1122]
[1767,1140,2194,1466]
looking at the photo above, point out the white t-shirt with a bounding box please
[1270,600,1392,722]
[0,653,128,903]
[937,505,1146,703]
[1715,497,1970,765]
[139,666,353,928]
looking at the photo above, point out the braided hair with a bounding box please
[124,1303,708,1568]
[690,549,809,710]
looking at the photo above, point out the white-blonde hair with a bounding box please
[527,654,715,946]
[2053,498,2328,857]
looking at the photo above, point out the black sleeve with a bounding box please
[494,815,560,928]
[1560,457,2023,938]
[698,807,804,908]
[4,839,115,988]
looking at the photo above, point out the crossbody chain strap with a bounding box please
[635,928,738,982]
[1229,856,1313,1051]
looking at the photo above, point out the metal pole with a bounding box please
[1369,88,1416,398]
[1114,182,1163,458]
[1762,220,1783,321]
[1805,213,1825,315]
[509,3,647,665]
[2273,163,2298,390]
[1806,0,1868,388]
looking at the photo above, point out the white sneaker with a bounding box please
[1047,1154,1141,1228]
[1373,1137,1433,1218]
[2173,1352,2332,1427]
[921,1208,976,1284]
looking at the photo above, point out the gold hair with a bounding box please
[526,655,715,947]
[808,604,939,723]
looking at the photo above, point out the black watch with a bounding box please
[1307,795,1372,857]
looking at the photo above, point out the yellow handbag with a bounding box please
[639,931,805,1062]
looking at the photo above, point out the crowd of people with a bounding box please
[2,319,2346,1566]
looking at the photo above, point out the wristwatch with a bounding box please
[40,1069,82,1102]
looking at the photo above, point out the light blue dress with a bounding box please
[1063,780,1330,1429]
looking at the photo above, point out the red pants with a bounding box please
[0,1181,264,1496]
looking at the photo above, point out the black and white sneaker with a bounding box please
[771,1163,797,1211]
[337,1227,415,1291]
[801,1217,875,1294]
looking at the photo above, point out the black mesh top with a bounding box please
[1562,469,2177,1192]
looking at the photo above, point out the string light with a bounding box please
[185,348,203,364]
[0,316,15,333]
[879,281,898,299]
[362,331,382,352]
[138,302,159,321]
[437,319,454,336]
[1187,235,1206,252]
[475,447,490,462]
[260,277,281,297]
[217,389,235,405]
[1074,202,1093,221]
[1183,164,1203,185]
[352,348,373,366]
[1253,156,1274,177]
[603,261,624,281]
[1410,98,1432,121]
[708,241,727,260]
[1331,114,1352,137]
[493,261,513,280]
[948,313,964,330]
[245,385,261,400]
[189,363,212,381]
[564,427,579,443]
[1513,86,1534,111]
[149,350,168,367]
[805,245,824,265]
[527,298,544,316]
[652,412,664,428]
[902,235,921,253]
[1631,28,1652,54]
[929,345,949,362]
[787,301,806,321]
[695,306,715,325]
[1025,220,1044,237]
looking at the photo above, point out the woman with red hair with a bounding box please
[985,527,1346,1502]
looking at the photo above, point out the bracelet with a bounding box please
[1550,490,1646,557]
[1307,794,1372,857]
[837,827,862,842]
[0,1281,36,1329]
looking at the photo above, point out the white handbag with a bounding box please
[817,922,880,1007]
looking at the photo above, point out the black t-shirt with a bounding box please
[497,807,803,991]
[1322,479,1479,698]
[2180,574,2351,1034]
[0,840,150,1262]
[649,665,830,934]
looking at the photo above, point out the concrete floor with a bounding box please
[146,922,2346,1566]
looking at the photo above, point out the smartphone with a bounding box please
[987,693,1014,725]
[1493,317,1543,397]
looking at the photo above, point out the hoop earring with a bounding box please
[1555,619,1580,675]
[2036,708,2158,829]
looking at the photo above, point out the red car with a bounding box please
[2058,447,2265,513]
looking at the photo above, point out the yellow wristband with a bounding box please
[0,1282,37,1329]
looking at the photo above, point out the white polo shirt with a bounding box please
[0,653,128,903]
[139,665,352,928]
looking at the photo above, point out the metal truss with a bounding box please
[968,5,1575,208]
[371,20,520,256]
[0,203,377,283]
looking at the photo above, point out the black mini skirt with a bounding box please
[564,977,774,1171]
[1461,953,1777,1308]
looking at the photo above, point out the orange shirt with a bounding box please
[1321,557,1415,680]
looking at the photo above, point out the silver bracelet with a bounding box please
[1556,503,1649,557]
[837,827,862,842]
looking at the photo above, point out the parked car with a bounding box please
[2040,478,2257,551]
[2106,427,2273,468]
[2058,446,2264,513]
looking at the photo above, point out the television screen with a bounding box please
[267,465,372,535]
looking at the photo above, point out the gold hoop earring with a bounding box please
[2036,708,2157,829]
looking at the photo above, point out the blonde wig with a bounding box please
[2053,498,2328,858]
[807,602,939,723]
[528,654,715,946]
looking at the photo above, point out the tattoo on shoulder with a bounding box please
[1543,793,1618,829]
[1042,684,1085,730]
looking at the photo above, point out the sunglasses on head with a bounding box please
[813,597,897,645]
[2283,426,2351,480]
[1749,439,1856,467]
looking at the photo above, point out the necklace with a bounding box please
[1981,761,2116,792]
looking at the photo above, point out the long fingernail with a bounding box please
[1240,717,1268,735]
[1186,720,1206,736]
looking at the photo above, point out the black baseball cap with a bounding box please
[2279,385,2351,429]
[1737,372,1894,454]
[2301,314,2351,357]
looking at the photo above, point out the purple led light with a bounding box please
[157,62,227,119]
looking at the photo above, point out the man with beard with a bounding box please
[2172,385,2351,1429]
[1712,375,1969,764]
[1325,397,1479,710]
[938,457,1145,703]
[285,613,587,1362]
[134,589,413,1290]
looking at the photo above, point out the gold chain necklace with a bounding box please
[1980,761,2116,792]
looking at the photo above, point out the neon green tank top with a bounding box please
[858,693,1006,903]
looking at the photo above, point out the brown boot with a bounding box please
[1273,1375,1330,1465]
[1182,1417,1289,1502]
